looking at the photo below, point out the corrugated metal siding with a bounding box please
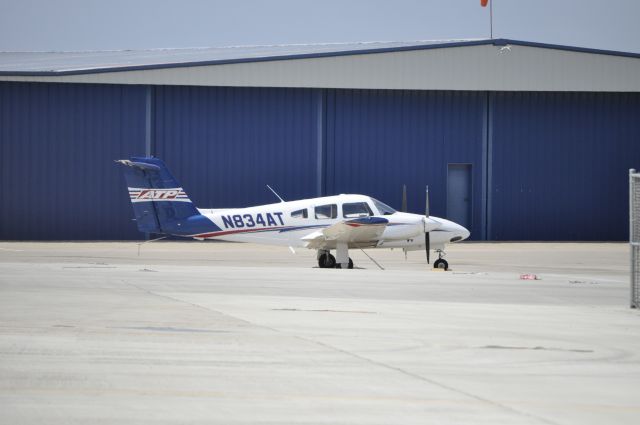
[325,89,485,238]
[153,86,319,208]
[0,82,146,240]
[3,82,639,242]
[490,92,640,240]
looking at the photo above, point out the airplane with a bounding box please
[116,157,470,270]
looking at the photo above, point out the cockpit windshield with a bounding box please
[371,198,397,215]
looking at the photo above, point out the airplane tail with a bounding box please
[116,157,213,236]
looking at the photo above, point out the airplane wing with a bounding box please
[302,217,389,250]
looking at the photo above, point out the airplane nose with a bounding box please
[449,224,470,242]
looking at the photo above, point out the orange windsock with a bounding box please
[481,0,489,7]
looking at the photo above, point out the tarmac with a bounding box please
[0,241,638,424]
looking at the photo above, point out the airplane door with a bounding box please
[447,164,472,230]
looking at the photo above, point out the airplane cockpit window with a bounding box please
[315,204,337,219]
[342,202,373,218]
[291,208,308,219]
[371,198,396,215]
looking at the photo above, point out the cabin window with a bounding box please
[342,202,373,218]
[291,208,308,219]
[315,204,337,219]
[371,198,396,215]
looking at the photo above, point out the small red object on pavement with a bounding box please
[520,274,539,280]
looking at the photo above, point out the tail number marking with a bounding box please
[222,212,284,229]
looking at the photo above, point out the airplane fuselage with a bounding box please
[118,157,471,269]
[193,194,469,251]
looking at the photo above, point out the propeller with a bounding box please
[402,184,408,260]
[401,184,437,265]
[401,184,407,213]
[425,185,430,264]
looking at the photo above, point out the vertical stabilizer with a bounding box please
[116,157,215,236]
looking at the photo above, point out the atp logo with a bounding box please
[137,189,180,200]
[128,187,188,202]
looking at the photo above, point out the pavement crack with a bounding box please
[272,308,377,314]
[481,344,593,353]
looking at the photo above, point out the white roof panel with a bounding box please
[0,39,480,74]
[2,39,639,92]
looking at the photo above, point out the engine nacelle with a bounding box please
[380,213,424,240]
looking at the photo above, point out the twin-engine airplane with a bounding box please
[117,157,470,269]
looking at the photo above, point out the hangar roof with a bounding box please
[0,39,484,75]
[1,39,640,91]
[1,38,639,76]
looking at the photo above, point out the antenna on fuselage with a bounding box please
[266,185,285,203]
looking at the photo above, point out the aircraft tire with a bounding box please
[335,258,354,269]
[318,253,336,268]
[433,258,448,271]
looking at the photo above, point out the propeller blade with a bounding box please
[425,231,430,264]
[425,185,430,264]
[424,217,442,233]
[425,185,430,218]
[401,184,407,213]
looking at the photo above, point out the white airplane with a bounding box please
[116,157,470,269]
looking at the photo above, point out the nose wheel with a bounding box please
[433,249,448,271]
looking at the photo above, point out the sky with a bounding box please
[0,0,639,53]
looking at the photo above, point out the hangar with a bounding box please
[1,38,639,241]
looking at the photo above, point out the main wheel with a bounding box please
[336,258,354,269]
[433,258,449,271]
[348,258,354,269]
[318,253,336,268]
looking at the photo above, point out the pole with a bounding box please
[490,0,493,39]
[631,169,637,308]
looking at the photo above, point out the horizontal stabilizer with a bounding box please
[115,159,161,172]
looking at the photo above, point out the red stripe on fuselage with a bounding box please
[196,222,386,238]
[193,226,288,239]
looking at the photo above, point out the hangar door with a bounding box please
[447,164,473,231]
[489,92,640,241]
[325,89,485,239]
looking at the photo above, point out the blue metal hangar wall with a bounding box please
[1,39,640,241]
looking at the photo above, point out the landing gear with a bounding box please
[317,250,353,269]
[318,252,336,268]
[335,258,354,269]
[433,258,448,270]
[433,249,448,271]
